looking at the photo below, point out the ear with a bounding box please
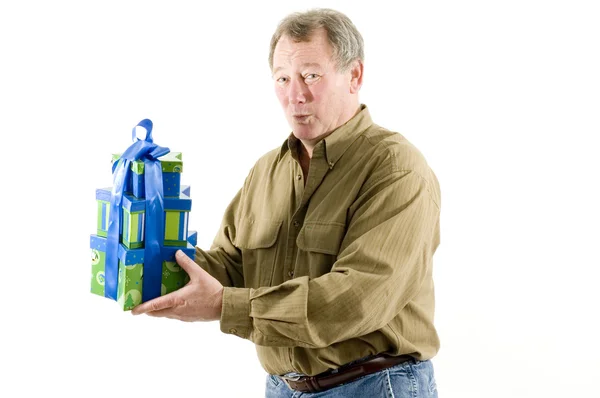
[349,60,364,94]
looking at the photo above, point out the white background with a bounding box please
[1,1,599,397]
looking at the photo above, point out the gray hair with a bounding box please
[268,8,364,72]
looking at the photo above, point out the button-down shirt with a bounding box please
[194,104,441,376]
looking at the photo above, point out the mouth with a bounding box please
[292,114,311,123]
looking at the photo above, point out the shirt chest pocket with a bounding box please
[234,218,282,288]
[296,222,346,278]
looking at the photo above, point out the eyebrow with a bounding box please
[272,62,323,76]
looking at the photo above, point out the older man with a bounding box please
[133,8,441,397]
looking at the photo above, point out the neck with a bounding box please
[299,103,361,158]
[299,141,314,158]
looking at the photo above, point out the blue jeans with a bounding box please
[265,359,438,397]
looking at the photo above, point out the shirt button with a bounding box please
[293,220,300,227]
[296,175,302,180]
[229,328,237,334]
[288,270,294,277]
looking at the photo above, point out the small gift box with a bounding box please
[96,188,192,249]
[96,187,190,239]
[112,152,183,198]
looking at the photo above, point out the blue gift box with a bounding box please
[96,188,192,249]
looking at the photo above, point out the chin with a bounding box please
[292,125,320,141]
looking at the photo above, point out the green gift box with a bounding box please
[95,188,192,249]
[90,234,194,311]
[111,152,183,198]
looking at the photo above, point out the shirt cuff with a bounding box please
[220,287,252,339]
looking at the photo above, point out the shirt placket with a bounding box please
[284,143,331,280]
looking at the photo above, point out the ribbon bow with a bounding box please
[105,119,170,302]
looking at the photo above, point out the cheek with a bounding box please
[274,87,287,106]
[311,85,336,113]
[309,86,325,106]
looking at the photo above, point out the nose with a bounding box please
[288,78,308,105]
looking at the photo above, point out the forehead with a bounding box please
[273,28,333,69]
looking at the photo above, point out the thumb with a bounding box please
[174,250,203,279]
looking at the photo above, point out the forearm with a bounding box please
[195,246,243,288]
[220,245,427,347]
[194,186,246,288]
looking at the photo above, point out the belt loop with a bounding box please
[307,377,320,393]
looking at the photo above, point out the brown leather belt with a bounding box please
[280,354,413,393]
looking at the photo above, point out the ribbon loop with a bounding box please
[132,119,154,142]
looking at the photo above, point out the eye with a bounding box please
[305,73,319,81]
[276,76,288,84]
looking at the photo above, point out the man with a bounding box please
[133,8,441,397]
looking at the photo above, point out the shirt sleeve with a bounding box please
[193,166,257,288]
[219,168,441,348]
[193,187,244,288]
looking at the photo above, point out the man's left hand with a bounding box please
[131,250,223,321]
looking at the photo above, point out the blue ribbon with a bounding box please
[105,119,169,301]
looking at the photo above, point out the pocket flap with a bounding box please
[235,218,282,249]
[297,222,346,255]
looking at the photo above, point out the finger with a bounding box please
[131,293,179,315]
[175,250,205,278]
[146,310,198,322]
[145,308,182,320]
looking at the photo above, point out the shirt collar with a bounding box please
[279,104,373,165]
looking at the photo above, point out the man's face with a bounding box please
[272,28,358,144]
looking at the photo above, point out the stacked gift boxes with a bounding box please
[90,149,197,311]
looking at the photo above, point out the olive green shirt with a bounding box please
[194,105,441,376]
